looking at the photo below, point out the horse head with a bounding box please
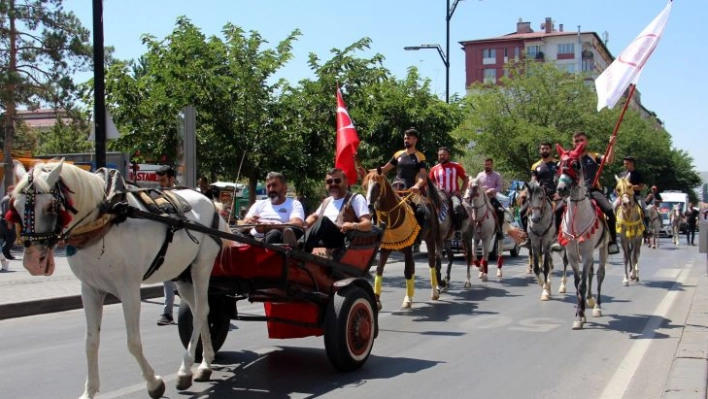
[614,175,635,208]
[526,180,547,224]
[363,167,387,212]
[8,160,101,276]
[556,142,586,199]
[464,176,482,203]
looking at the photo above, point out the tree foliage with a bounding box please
[455,60,700,196]
[0,0,92,188]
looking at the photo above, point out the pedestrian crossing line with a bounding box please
[599,260,693,399]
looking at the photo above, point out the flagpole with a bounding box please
[592,83,637,188]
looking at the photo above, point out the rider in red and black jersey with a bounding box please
[429,146,468,229]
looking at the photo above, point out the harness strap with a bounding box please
[143,226,179,281]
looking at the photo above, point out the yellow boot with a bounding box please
[402,276,414,308]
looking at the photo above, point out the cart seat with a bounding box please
[212,242,284,279]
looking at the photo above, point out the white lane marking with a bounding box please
[599,260,693,399]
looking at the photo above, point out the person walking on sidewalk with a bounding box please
[685,202,699,246]
[156,166,178,325]
[0,186,15,271]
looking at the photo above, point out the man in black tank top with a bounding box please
[526,141,564,249]
[617,155,648,230]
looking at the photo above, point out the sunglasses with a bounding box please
[574,139,586,143]
[325,178,342,185]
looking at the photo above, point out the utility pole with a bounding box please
[92,0,106,169]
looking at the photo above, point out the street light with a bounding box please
[404,0,465,103]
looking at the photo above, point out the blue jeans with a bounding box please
[162,280,176,316]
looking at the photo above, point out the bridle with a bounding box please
[13,171,78,248]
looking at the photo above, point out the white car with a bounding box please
[449,209,521,257]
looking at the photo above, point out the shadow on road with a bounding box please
[195,347,441,398]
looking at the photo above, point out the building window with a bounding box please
[514,47,520,60]
[558,43,575,54]
[482,48,496,65]
[483,68,496,84]
[582,59,594,72]
[526,45,542,58]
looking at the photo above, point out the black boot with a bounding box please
[495,208,505,240]
[607,218,620,255]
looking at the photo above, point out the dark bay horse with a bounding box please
[363,169,441,309]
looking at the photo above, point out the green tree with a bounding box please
[0,0,92,188]
[35,108,93,155]
[455,60,699,192]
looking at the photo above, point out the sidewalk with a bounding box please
[0,246,163,320]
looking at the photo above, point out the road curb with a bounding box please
[0,285,165,320]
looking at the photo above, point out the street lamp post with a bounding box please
[404,0,464,103]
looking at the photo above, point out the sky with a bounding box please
[65,0,706,171]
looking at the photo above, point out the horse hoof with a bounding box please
[541,293,550,301]
[431,292,440,301]
[496,270,502,278]
[194,368,212,382]
[376,300,383,311]
[481,274,488,282]
[149,378,166,399]
[587,298,596,308]
[464,281,472,289]
[401,297,412,309]
[623,279,629,286]
[527,268,533,274]
[572,321,583,330]
[176,374,193,391]
[593,308,602,317]
[559,286,566,294]
[478,271,484,279]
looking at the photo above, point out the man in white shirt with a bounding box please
[302,168,371,252]
[242,172,305,244]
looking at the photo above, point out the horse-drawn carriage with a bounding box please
[176,227,384,372]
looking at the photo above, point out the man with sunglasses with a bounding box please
[571,131,619,255]
[301,168,371,252]
[528,141,564,251]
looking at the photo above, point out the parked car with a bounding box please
[448,209,521,257]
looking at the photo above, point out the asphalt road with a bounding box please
[0,238,704,399]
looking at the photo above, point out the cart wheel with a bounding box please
[177,298,231,361]
[324,286,376,371]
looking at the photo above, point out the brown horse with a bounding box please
[363,169,441,309]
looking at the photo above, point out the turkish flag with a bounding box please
[335,88,361,184]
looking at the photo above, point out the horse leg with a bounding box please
[559,250,568,294]
[532,244,542,287]
[178,264,214,384]
[402,248,415,308]
[633,240,641,282]
[427,240,440,301]
[573,262,588,330]
[465,237,476,288]
[587,262,596,308]
[594,248,608,317]
[374,250,391,310]
[496,238,503,278]
[622,241,630,286]
[118,288,165,398]
[79,285,107,399]
[541,246,551,301]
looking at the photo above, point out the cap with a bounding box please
[404,128,419,138]
[623,156,636,162]
[156,165,176,177]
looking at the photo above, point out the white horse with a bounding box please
[524,180,557,301]
[615,176,644,286]
[669,205,681,245]
[645,203,661,249]
[556,143,609,330]
[9,161,230,399]
[441,199,475,289]
[464,176,502,282]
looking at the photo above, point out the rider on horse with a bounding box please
[525,141,564,251]
[616,155,648,229]
[373,127,431,229]
[475,158,505,240]
[429,146,468,230]
[573,132,620,255]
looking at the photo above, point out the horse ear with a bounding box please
[376,166,382,175]
[555,143,565,157]
[615,174,620,183]
[46,159,64,186]
[575,141,586,154]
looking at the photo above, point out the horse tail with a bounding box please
[425,177,442,210]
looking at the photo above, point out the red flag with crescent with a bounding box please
[335,88,361,184]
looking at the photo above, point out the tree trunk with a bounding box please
[248,170,258,206]
[4,1,17,192]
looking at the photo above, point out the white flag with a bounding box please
[88,110,121,141]
[595,0,672,111]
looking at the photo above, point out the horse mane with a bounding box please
[15,161,106,210]
[426,177,442,210]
